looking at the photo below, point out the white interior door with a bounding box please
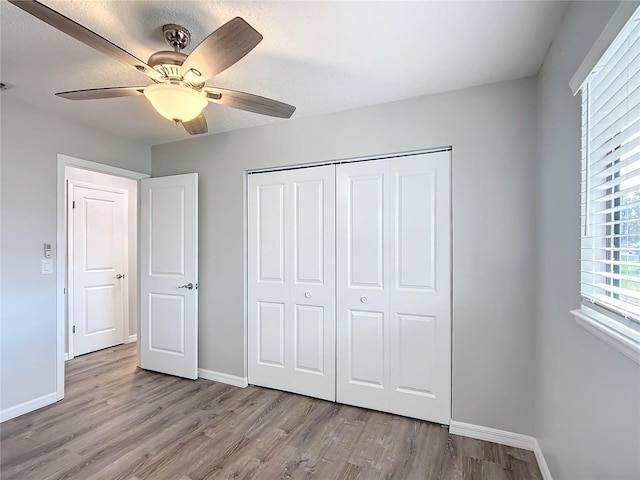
[248,165,335,400]
[140,173,198,380]
[336,151,451,424]
[72,184,127,356]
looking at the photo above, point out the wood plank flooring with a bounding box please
[1,344,542,479]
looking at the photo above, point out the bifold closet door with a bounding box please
[248,165,335,401]
[336,151,451,424]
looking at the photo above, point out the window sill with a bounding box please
[571,307,640,365]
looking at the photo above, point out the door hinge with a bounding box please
[72,201,75,209]
[72,325,76,334]
[63,287,66,294]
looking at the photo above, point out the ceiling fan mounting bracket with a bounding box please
[163,24,191,51]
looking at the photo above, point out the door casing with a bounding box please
[56,155,149,401]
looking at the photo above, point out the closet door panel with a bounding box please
[347,309,385,387]
[257,184,286,284]
[294,178,324,284]
[257,301,286,367]
[348,174,385,288]
[293,304,324,373]
[395,171,435,291]
[336,159,390,411]
[394,313,435,394]
[289,165,335,400]
[389,152,451,423]
[248,173,290,389]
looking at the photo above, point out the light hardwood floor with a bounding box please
[1,344,542,479]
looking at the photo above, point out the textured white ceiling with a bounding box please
[1,1,567,146]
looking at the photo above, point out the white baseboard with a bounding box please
[533,438,553,480]
[449,420,536,450]
[64,353,70,361]
[127,334,137,343]
[449,420,552,479]
[1,392,59,423]
[198,368,248,388]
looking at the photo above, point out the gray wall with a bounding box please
[536,2,640,479]
[153,76,538,435]
[0,97,151,411]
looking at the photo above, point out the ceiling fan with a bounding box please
[8,0,296,135]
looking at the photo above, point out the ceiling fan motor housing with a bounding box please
[147,50,203,87]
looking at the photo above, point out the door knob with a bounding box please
[115,274,125,279]
[179,283,194,290]
[304,291,311,298]
[360,296,368,303]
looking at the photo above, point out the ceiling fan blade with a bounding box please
[203,87,295,119]
[56,86,146,100]
[182,114,208,135]
[181,17,263,81]
[8,0,159,79]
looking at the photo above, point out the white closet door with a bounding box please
[248,165,335,400]
[248,173,289,389]
[337,151,451,424]
[288,166,336,399]
[336,159,391,413]
[388,152,451,423]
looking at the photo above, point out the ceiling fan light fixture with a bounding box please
[143,83,207,123]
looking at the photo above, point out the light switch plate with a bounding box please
[41,259,53,275]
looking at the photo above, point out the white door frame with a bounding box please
[56,154,149,401]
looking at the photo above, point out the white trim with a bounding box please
[533,439,553,480]
[64,353,70,361]
[569,2,640,94]
[242,171,249,380]
[449,420,536,451]
[66,180,74,359]
[571,308,640,365]
[449,421,553,479]
[247,146,452,174]
[127,335,137,343]
[57,155,149,405]
[1,392,59,423]
[58,154,149,180]
[198,368,248,388]
[449,421,552,478]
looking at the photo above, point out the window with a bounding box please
[573,6,640,363]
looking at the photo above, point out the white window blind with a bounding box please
[581,7,640,323]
